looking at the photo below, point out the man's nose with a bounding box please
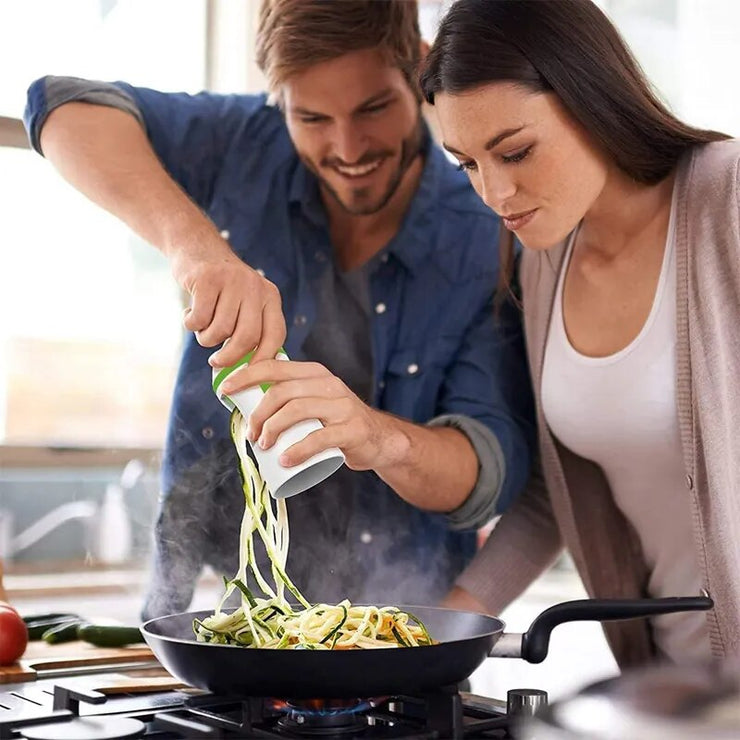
[332,121,368,164]
[479,169,517,213]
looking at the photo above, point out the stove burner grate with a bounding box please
[277,707,366,736]
[0,674,536,739]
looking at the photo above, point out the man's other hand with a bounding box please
[172,237,286,368]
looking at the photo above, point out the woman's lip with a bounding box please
[502,208,538,231]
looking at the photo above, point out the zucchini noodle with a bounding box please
[193,409,434,650]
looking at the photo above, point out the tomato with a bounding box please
[0,605,28,665]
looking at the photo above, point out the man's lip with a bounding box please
[327,157,386,179]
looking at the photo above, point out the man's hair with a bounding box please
[256,0,421,95]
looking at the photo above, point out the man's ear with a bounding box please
[419,39,430,61]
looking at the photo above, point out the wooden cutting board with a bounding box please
[0,641,157,684]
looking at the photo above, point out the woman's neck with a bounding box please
[579,167,676,261]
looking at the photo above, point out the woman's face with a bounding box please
[434,83,610,249]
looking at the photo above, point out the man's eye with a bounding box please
[361,103,389,115]
[299,116,328,124]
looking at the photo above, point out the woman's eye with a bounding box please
[501,145,532,164]
[456,160,477,173]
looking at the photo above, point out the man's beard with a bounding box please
[304,118,424,217]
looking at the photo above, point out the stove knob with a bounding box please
[507,688,548,718]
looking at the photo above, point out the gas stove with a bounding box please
[0,674,548,739]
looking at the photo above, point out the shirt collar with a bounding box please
[288,124,446,275]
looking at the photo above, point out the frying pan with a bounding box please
[141,595,712,698]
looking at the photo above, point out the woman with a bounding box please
[420,0,739,668]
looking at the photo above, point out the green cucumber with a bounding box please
[76,624,143,647]
[22,612,78,625]
[25,616,80,641]
[42,620,86,644]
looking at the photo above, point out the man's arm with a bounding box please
[224,275,534,515]
[25,78,284,367]
[222,360,496,514]
[370,414,479,512]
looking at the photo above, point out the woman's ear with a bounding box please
[420,39,430,61]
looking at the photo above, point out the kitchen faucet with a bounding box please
[0,458,144,564]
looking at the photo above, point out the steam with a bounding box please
[142,433,463,620]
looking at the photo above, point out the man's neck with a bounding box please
[324,154,424,271]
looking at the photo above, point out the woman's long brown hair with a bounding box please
[420,0,729,297]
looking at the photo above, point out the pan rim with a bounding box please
[141,603,506,651]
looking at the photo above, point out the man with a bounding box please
[24,0,534,618]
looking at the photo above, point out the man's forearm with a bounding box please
[39,102,218,258]
[37,101,286,367]
[371,411,479,512]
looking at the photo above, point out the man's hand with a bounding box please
[219,359,395,470]
[170,238,286,369]
[221,359,480,513]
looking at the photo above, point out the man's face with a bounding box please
[282,47,423,216]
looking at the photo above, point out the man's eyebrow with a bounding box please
[353,89,395,112]
[290,89,395,118]
[290,104,327,117]
[443,125,527,156]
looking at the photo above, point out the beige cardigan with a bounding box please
[458,140,740,668]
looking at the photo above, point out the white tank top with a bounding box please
[541,201,711,664]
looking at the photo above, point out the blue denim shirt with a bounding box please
[25,82,535,609]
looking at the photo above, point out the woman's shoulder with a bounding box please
[678,140,739,225]
[682,139,740,190]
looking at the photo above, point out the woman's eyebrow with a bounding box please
[443,125,527,156]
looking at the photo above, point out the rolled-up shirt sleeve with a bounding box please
[24,76,144,155]
[427,413,506,532]
[431,278,536,524]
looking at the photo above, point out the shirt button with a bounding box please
[202,426,214,439]
[294,315,307,326]
[314,250,327,262]
[380,253,389,263]
[255,268,265,277]
[360,531,373,544]
[219,229,230,240]
[375,303,387,315]
[378,380,386,390]
[685,474,694,490]
[407,363,419,375]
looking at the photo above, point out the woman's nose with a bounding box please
[479,169,517,213]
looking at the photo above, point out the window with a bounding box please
[0,1,207,117]
[0,147,182,447]
[597,0,740,136]
[0,1,208,449]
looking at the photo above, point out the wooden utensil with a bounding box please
[90,672,188,695]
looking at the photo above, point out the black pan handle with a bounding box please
[520,595,713,664]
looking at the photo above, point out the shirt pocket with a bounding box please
[383,338,460,421]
